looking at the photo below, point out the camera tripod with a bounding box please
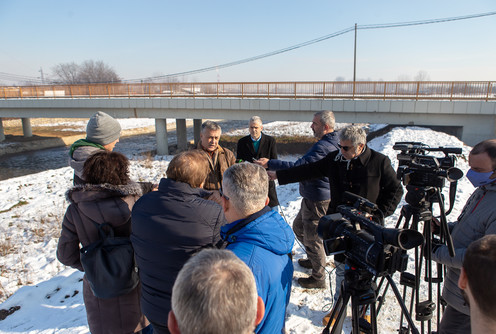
[385,184,455,334]
[323,263,419,334]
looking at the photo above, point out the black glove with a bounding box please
[423,238,443,258]
[431,217,441,235]
[431,237,444,253]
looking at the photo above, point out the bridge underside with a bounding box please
[1,98,495,152]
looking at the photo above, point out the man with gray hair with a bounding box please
[198,120,236,191]
[256,110,339,289]
[269,124,403,327]
[236,116,279,208]
[168,248,265,334]
[219,163,294,333]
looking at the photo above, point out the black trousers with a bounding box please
[149,320,171,334]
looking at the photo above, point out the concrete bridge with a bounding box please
[1,81,495,154]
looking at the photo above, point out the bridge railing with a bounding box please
[1,81,495,101]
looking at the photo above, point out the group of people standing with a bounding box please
[57,112,294,334]
[56,110,496,334]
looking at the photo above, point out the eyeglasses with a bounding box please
[219,187,230,201]
[338,144,354,152]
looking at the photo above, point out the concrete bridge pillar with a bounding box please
[176,119,187,151]
[22,118,32,137]
[460,115,496,146]
[155,118,169,155]
[193,119,202,147]
[0,118,5,142]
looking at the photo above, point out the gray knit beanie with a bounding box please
[86,111,121,145]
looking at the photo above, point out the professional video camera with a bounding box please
[317,192,423,277]
[393,141,463,188]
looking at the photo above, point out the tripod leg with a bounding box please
[385,275,420,334]
[351,295,361,334]
[370,300,378,334]
[323,290,350,334]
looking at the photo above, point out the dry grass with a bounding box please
[0,200,29,214]
[0,239,15,257]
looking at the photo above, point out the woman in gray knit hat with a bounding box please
[69,111,121,185]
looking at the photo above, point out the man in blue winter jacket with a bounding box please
[255,110,339,289]
[220,163,295,334]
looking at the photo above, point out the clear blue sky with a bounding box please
[1,0,495,84]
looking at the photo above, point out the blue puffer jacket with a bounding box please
[268,132,339,201]
[221,207,295,334]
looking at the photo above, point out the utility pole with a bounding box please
[39,67,45,85]
[353,23,357,96]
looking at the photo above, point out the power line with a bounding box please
[0,71,46,85]
[124,10,496,82]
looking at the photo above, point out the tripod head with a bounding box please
[400,184,455,257]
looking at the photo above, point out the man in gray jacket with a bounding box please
[432,139,496,334]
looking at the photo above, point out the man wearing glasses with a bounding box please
[268,124,403,328]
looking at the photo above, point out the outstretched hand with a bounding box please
[254,158,269,169]
[267,170,277,181]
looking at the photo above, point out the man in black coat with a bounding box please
[269,125,403,328]
[236,116,279,208]
[131,150,226,334]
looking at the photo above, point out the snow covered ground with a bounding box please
[0,123,474,333]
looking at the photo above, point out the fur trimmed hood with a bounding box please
[66,182,144,204]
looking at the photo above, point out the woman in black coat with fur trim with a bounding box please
[57,151,152,334]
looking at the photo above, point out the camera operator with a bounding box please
[457,235,496,334]
[431,139,496,334]
[270,125,403,327]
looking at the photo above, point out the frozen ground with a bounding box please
[0,123,474,333]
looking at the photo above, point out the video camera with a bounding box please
[393,142,463,188]
[318,192,423,277]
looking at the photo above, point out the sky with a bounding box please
[1,0,495,84]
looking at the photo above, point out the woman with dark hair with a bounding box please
[57,151,152,334]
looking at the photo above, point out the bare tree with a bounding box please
[414,70,431,82]
[396,74,412,81]
[52,62,80,84]
[51,60,120,84]
[78,60,120,83]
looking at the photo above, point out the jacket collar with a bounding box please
[158,178,211,198]
[355,145,371,166]
[221,206,271,241]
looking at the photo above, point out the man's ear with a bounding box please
[265,197,270,206]
[255,296,265,326]
[221,194,230,212]
[168,310,181,334]
[458,267,468,290]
